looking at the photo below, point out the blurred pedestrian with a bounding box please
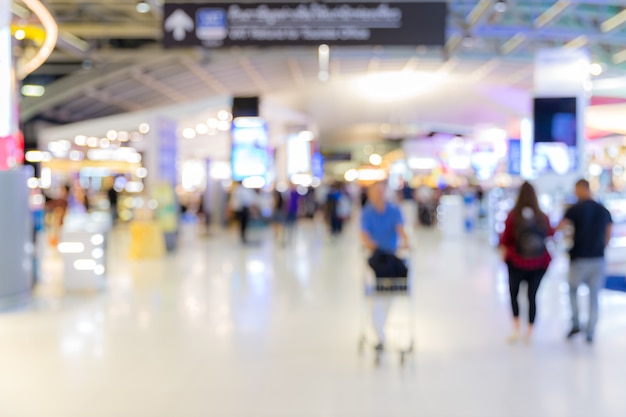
[499,182,554,344]
[361,181,408,350]
[107,185,119,224]
[231,182,257,244]
[285,184,300,243]
[558,179,613,344]
[272,187,285,239]
[46,185,70,247]
[327,182,345,236]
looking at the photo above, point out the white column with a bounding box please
[532,49,589,192]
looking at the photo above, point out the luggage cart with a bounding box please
[358,252,415,366]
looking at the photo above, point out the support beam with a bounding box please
[500,33,526,55]
[85,88,143,112]
[437,57,460,75]
[507,65,533,86]
[131,69,188,103]
[613,48,626,64]
[367,57,380,73]
[20,62,133,121]
[469,59,500,83]
[601,8,626,32]
[563,35,588,49]
[402,56,420,72]
[287,58,305,87]
[448,26,626,47]
[535,0,571,29]
[239,57,271,93]
[181,57,229,95]
[445,34,463,56]
[466,0,493,26]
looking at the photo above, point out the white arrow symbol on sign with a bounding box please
[165,9,194,41]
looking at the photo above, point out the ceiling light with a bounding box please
[15,29,26,40]
[344,169,359,182]
[354,71,444,101]
[25,150,48,163]
[87,137,99,147]
[138,123,150,134]
[21,84,45,97]
[136,1,151,13]
[319,44,330,82]
[106,130,118,140]
[494,1,507,13]
[118,131,130,142]
[74,135,87,146]
[182,128,196,139]
[99,138,111,149]
[369,154,383,166]
[218,110,232,121]
[69,150,84,161]
[196,123,209,135]
[136,167,148,178]
[590,63,603,76]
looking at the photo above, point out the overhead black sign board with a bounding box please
[163,2,446,48]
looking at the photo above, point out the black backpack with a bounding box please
[514,213,547,258]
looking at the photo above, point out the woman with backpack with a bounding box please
[499,182,554,344]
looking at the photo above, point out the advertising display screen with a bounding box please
[533,97,578,175]
[508,139,521,176]
[312,152,324,179]
[286,134,311,176]
[231,118,269,181]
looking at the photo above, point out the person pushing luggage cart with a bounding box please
[360,181,413,364]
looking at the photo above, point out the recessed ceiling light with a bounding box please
[21,85,45,97]
[136,1,151,14]
[589,62,603,76]
[494,1,507,13]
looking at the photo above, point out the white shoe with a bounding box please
[507,332,520,344]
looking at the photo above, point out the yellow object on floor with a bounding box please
[128,221,166,259]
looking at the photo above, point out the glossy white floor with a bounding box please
[1,219,626,417]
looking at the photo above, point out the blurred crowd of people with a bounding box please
[228,181,356,245]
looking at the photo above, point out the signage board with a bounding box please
[163,2,446,48]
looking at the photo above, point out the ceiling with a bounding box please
[13,0,626,146]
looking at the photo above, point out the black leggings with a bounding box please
[239,207,250,242]
[507,264,547,324]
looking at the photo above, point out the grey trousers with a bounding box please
[569,258,606,336]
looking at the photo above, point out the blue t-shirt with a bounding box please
[361,203,404,253]
[565,199,612,260]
